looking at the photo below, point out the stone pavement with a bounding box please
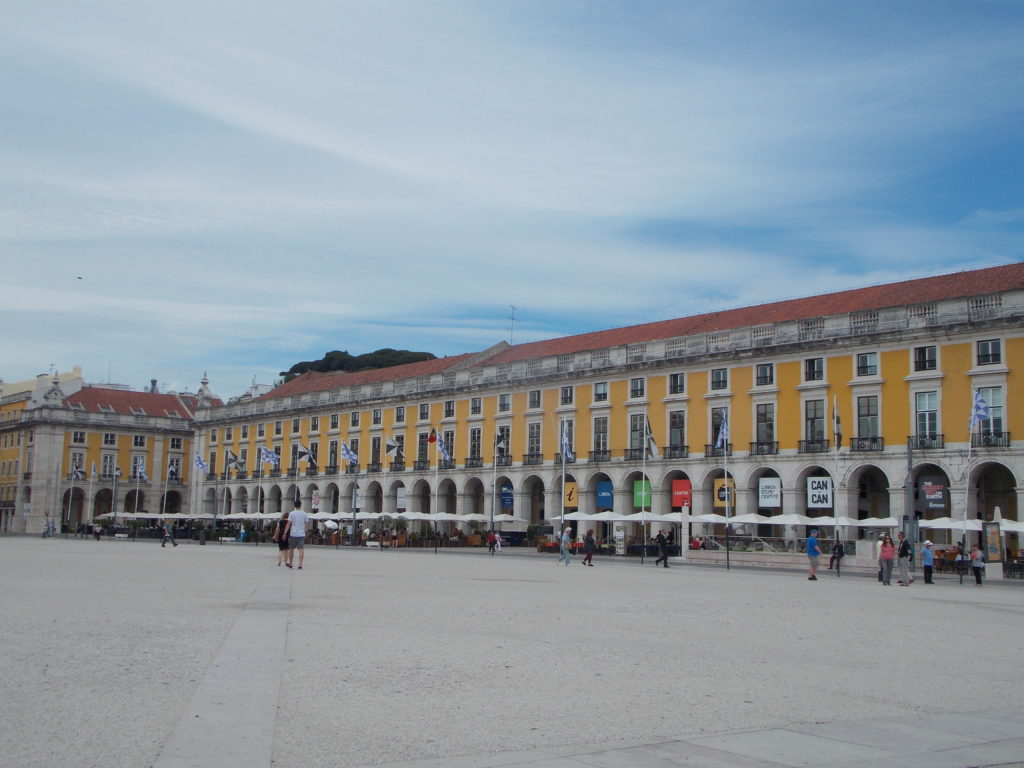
[1,537,1022,768]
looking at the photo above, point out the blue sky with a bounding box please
[2,1,1022,398]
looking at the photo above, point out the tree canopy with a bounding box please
[280,348,436,382]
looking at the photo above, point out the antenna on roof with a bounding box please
[509,305,517,345]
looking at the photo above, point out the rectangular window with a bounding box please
[856,352,878,377]
[711,407,728,444]
[170,437,182,450]
[469,427,482,458]
[210,429,218,442]
[225,427,233,442]
[977,339,1001,366]
[101,454,115,476]
[805,400,825,440]
[419,403,430,420]
[593,382,608,402]
[418,433,429,461]
[756,404,775,443]
[629,413,645,450]
[629,378,645,398]
[444,400,455,418]
[470,398,481,416]
[350,412,360,427]
[442,430,454,460]
[755,364,773,386]
[329,440,338,467]
[168,457,181,478]
[291,419,300,434]
[497,426,511,455]
[241,425,249,439]
[915,391,938,437]
[349,439,359,460]
[330,414,339,430]
[914,346,936,372]
[103,433,116,446]
[804,358,823,381]
[559,419,574,456]
[130,456,146,479]
[257,423,265,438]
[274,420,282,436]
[529,390,541,409]
[394,406,405,423]
[857,395,879,437]
[310,416,319,432]
[498,394,511,412]
[372,409,382,425]
[669,411,686,447]
[711,368,728,390]
[593,417,608,452]
[668,373,685,394]
[977,386,1004,434]
[560,386,574,405]
[72,431,86,444]
[133,435,146,448]
[371,436,381,465]
[527,422,541,455]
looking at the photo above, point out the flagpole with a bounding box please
[833,394,842,571]
[434,434,441,552]
[65,463,76,536]
[962,391,979,585]
[723,410,730,572]
[160,460,169,517]
[641,416,648,566]
[88,465,96,527]
[490,434,497,534]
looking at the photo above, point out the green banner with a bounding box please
[633,479,651,508]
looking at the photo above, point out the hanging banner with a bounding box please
[807,477,833,508]
[312,491,321,510]
[713,478,735,509]
[758,477,782,508]
[500,485,514,509]
[633,479,651,508]
[596,481,614,509]
[919,476,946,511]
[564,481,578,508]
[671,479,692,509]
[396,487,406,510]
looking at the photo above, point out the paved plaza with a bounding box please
[1,537,1022,768]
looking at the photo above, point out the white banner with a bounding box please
[396,487,407,510]
[807,477,833,509]
[758,477,782,508]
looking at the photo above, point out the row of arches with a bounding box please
[58,489,185,527]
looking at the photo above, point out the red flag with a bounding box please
[428,428,437,444]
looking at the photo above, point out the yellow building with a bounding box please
[194,263,1023,559]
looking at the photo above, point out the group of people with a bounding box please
[272,500,309,569]
[555,526,597,566]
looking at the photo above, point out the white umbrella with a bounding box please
[764,513,818,526]
[998,519,1024,533]
[693,513,728,523]
[855,516,900,528]
[563,510,594,521]
[490,513,518,523]
[919,517,983,531]
[454,513,489,522]
[729,513,770,525]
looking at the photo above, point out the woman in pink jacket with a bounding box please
[878,534,896,586]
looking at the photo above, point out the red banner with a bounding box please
[672,479,692,508]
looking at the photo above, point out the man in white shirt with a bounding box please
[284,499,309,569]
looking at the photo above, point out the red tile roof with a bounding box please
[484,262,1024,364]
[66,387,204,419]
[261,354,475,399]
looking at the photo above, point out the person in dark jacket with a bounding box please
[654,529,670,568]
[582,529,596,566]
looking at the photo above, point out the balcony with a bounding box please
[414,460,430,471]
[464,457,483,469]
[972,431,1010,449]
[909,434,944,450]
[749,441,778,456]
[324,465,339,475]
[344,465,359,474]
[287,469,298,478]
[366,463,381,474]
[251,470,263,479]
[798,439,830,454]
[664,445,689,459]
[555,452,575,464]
[269,469,281,478]
[440,459,455,471]
[624,448,645,461]
[22,472,32,480]
[704,443,733,458]
[589,450,611,462]
[496,455,512,467]
[850,437,884,452]
[390,460,406,472]
[523,453,544,466]
[305,467,319,477]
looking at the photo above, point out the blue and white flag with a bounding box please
[560,421,574,462]
[341,440,359,466]
[91,461,98,480]
[969,390,990,430]
[194,453,210,472]
[71,463,84,481]
[295,444,316,468]
[437,431,451,463]
[715,414,730,450]
[832,394,842,449]
[258,446,280,466]
[385,433,402,459]
[167,461,178,480]
[645,417,660,459]
[139,466,148,483]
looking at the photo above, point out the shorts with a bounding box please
[288,535,305,550]
[807,555,820,567]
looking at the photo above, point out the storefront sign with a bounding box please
[564,481,578,508]
[671,479,692,509]
[758,477,781,508]
[596,481,613,509]
[920,476,946,511]
[396,487,406,510]
[713,478,735,509]
[807,477,832,508]
[633,479,652,508]
[500,485,514,509]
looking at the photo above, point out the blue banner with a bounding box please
[596,481,613,510]
[500,485,514,509]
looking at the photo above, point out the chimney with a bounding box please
[150,379,158,393]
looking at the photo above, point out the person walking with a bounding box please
[555,525,574,566]
[160,523,178,548]
[896,531,913,585]
[828,540,844,572]
[921,540,935,584]
[654,529,670,568]
[970,544,985,586]
[581,528,596,566]
[273,510,289,566]
[806,528,822,580]
[878,534,896,585]
[494,531,503,553]
[285,499,309,569]
[487,530,497,555]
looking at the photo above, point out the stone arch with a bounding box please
[161,489,183,516]
[363,480,384,515]
[234,486,249,515]
[520,474,546,525]
[462,476,486,516]
[60,487,86,529]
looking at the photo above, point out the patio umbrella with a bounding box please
[693,513,729,524]
[998,519,1024,533]
[919,517,983,531]
[729,513,771,525]
[764,513,818,526]
[855,516,900,528]
[490,513,518,523]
